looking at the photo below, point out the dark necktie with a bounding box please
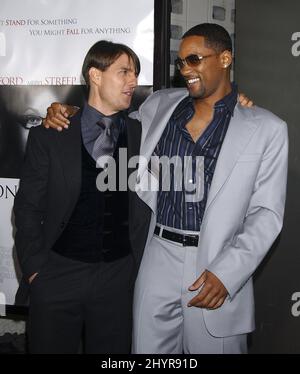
[92,116,116,168]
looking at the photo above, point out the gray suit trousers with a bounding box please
[132,229,247,354]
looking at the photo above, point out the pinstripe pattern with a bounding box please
[156,85,238,231]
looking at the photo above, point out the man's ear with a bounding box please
[220,50,232,69]
[89,67,101,86]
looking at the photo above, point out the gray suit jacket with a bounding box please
[131,88,288,337]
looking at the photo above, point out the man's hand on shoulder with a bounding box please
[238,93,254,107]
[43,103,79,131]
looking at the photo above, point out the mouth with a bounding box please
[122,89,134,97]
[185,77,200,86]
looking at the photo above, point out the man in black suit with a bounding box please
[13,40,151,354]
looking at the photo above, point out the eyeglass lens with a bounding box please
[175,54,202,69]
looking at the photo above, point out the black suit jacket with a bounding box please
[13,110,151,305]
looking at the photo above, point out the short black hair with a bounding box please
[82,40,140,87]
[182,23,232,53]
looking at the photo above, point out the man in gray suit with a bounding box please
[130,23,288,354]
[44,24,287,354]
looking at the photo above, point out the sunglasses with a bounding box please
[174,53,217,70]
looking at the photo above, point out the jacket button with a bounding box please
[60,221,65,229]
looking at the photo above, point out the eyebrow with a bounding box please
[119,66,135,71]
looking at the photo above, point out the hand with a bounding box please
[188,270,228,309]
[238,93,254,107]
[43,103,78,131]
[28,272,38,284]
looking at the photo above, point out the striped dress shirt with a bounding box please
[156,84,238,231]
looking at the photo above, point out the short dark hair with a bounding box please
[182,23,232,53]
[82,40,140,86]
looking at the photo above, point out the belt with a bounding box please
[154,226,199,247]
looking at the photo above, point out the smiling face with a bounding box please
[89,53,138,115]
[178,35,231,101]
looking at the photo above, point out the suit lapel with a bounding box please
[205,104,259,212]
[138,89,188,178]
[54,111,82,212]
[126,116,142,159]
[135,89,188,212]
[133,90,259,216]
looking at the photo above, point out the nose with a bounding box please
[128,72,138,88]
[179,62,193,76]
[130,73,138,88]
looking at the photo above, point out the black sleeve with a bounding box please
[13,127,49,281]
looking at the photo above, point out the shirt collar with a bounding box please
[214,82,238,116]
[173,82,238,123]
[81,102,124,130]
[82,102,103,130]
[173,96,194,121]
